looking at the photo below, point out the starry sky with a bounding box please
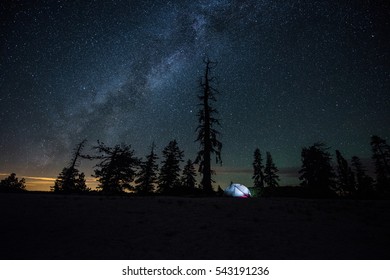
[1,0,389,191]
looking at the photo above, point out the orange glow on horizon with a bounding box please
[0,173,98,192]
[1,165,299,192]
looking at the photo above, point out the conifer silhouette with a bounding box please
[195,58,222,194]
[88,141,140,194]
[371,135,390,196]
[264,152,279,188]
[299,143,336,197]
[158,140,184,194]
[335,150,356,197]
[253,148,265,189]
[351,156,374,198]
[52,140,89,193]
[135,143,159,195]
[181,159,197,193]
[0,173,26,193]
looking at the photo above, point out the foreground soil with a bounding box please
[1,193,389,259]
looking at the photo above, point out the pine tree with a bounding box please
[299,142,336,196]
[89,141,140,194]
[181,159,197,192]
[158,140,184,194]
[335,150,356,197]
[0,173,26,193]
[135,143,159,195]
[195,58,222,194]
[252,148,265,189]
[264,152,279,188]
[52,167,88,193]
[52,140,89,193]
[371,135,390,196]
[351,156,374,198]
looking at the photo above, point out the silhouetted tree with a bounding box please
[195,58,222,194]
[252,148,265,189]
[371,135,390,196]
[299,143,336,196]
[335,150,356,197]
[52,167,88,193]
[158,140,184,194]
[181,159,197,192]
[264,152,279,188]
[0,173,26,193]
[135,143,159,195]
[52,140,89,193]
[88,141,140,194]
[351,156,374,198]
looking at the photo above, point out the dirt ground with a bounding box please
[1,193,389,260]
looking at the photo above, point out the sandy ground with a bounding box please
[1,193,389,260]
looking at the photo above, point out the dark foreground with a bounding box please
[1,193,389,259]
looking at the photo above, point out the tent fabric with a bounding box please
[224,183,251,198]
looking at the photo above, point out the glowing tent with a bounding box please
[224,183,251,198]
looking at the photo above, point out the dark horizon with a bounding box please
[0,140,380,193]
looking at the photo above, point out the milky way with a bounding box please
[1,0,389,189]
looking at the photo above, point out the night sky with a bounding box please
[1,0,389,190]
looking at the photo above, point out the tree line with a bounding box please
[2,134,389,199]
[1,58,389,198]
[251,135,390,199]
[52,139,200,195]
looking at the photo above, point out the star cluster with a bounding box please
[1,0,389,189]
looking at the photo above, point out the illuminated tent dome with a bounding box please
[224,183,251,198]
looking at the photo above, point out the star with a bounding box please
[0,0,389,190]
